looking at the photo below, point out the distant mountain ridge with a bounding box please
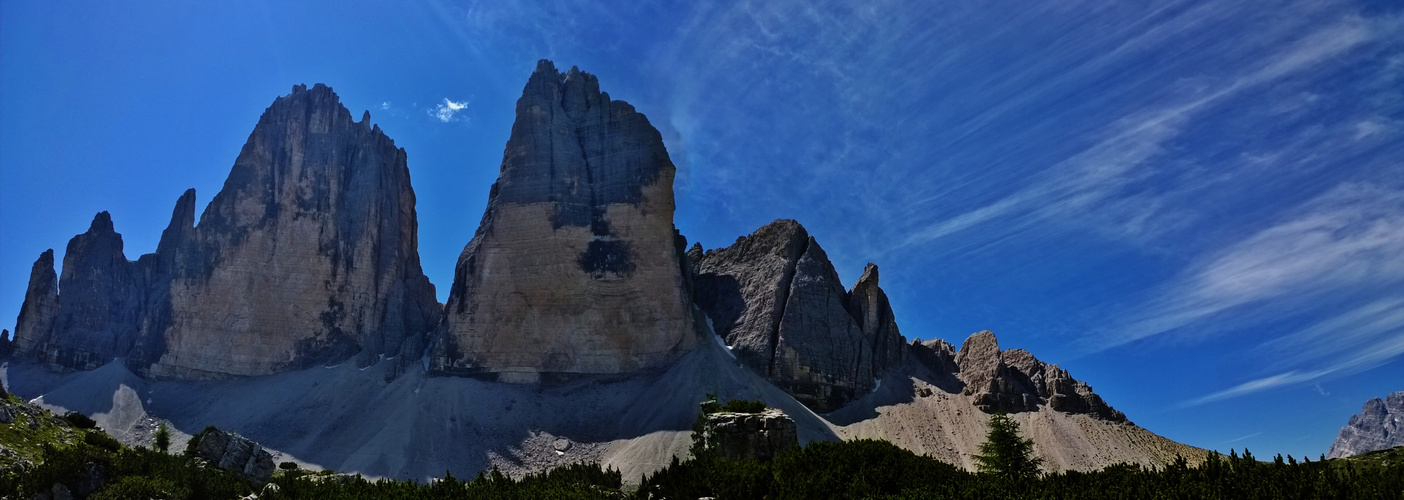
[1329,391,1404,458]
[5,60,1190,476]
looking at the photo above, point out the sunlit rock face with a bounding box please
[1328,391,1404,458]
[13,84,442,379]
[690,220,907,413]
[951,330,1126,422]
[432,60,701,383]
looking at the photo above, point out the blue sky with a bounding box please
[2,0,1401,459]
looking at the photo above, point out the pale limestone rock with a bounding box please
[12,84,440,379]
[946,330,1125,421]
[193,427,276,486]
[433,60,699,382]
[1328,391,1404,458]
[142,84,439,378]
[702,409,799,461]
[691,219,906,412]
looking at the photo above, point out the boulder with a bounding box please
[1328,391,1404,458]
[433,60,700,382]
[702,408,799,461]
[192,427,276,486]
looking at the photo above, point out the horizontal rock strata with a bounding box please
[432,60,700,382]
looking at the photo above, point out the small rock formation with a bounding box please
[935,330,1125,421]
[690,219,906,412]
[702,408,799,461]
[0,329,10,360]
[12,84,441,379]
[433,60,700,382]
[192,427,276,487]
[1328,391,1404,458]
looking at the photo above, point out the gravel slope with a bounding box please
[3,340,1200,482]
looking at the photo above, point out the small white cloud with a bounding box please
[430,98,469,123]
[380,101,392,110]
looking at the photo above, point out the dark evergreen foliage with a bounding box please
[973,411,1043,480]
[154,421,171,454]
[61,411,97,429]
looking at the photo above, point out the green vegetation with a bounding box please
[698,394,768,415]
[973,411,1043,480]
[640,440,1404,499]
[154,421,171,454]
[61,410,98,429]
[4,395,1401,499]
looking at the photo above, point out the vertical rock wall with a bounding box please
[12,84,441,379]
[432,60,700,382]
[691,219,907,412]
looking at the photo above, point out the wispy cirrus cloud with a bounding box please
[1109,183,1404,350]
[899,12,1382,252]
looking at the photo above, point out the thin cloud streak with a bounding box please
[1108,183,1404,350]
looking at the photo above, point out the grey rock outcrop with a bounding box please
[691,219,906,412]
[1327,391,1404,458]
[433,60,699,382]
[12,216,145,373]
[12,84,441,379]
[192,427,276,486]
[937,330,1125,421]
[702,409,799,461]
[0,329,10,360]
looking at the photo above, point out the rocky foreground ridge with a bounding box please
[3,61,1173,477]
[1328,391,1404,458]
[11,84,440,379]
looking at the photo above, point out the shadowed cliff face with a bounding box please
[690,219,907,413]
[12,84,441,379]
[432,60,701,382]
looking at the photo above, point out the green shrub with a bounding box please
[62,411,97,429]
[84,431,122,452]
[89,476,189,500]
[720,399,767,413]
[279,461,298,470]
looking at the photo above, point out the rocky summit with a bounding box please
[12,84,441,379]
[941,330,1125,421]
[1328,391,1404,458]
[689,219,906,413]
[432,60,701,383]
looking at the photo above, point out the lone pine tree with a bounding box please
[974,412,1043,480]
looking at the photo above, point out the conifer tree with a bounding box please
[154,422,171,454]
[974,412,1043,480]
